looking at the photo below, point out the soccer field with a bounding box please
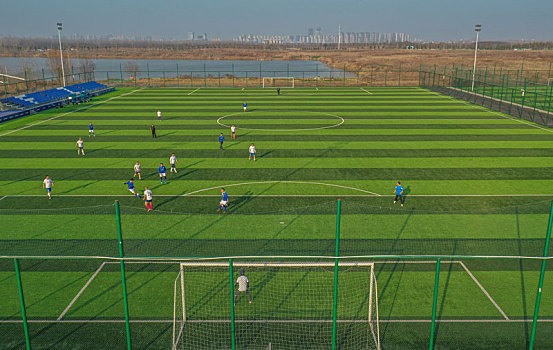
[1,86,553,349]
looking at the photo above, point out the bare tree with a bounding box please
[124,61,140,80]
[77,58,96,81]
[45,49,72,83]
[19,58,36,80]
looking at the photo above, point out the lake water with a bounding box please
[0,57,353,79]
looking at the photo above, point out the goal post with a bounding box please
[173,260,380,350]
[262,77,295,88]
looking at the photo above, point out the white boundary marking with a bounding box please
[422,88,553,133]
[216,110,345,131]
[458,261,510,320]
[360,88,374,95]
[188,88,200,95]
[56,262,106,321]
[0,88,144,137]
[0,196,6,201]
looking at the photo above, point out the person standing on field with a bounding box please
[151,124,157,138]
[170,153,178,173]
[249,143,256,161]
[143,186,153,212]
[394,181,405,207]
[75,138,85,155]
[43,175,53,199]
[234,269,253,305]
[231,124,236,139]
[133,161,142,180]
[219,133,225,150]
[157,110,162,121]
[243,102,247,112]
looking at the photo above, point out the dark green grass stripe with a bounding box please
[106,102,464,106]
[72,108,479,112]
[0,237,547,257]
[3,148,553,159]
[0,196,550,213]
[3,135,553,142]
[4,167,553,180]
[26,124,533,130]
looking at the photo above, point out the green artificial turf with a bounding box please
[1,86,553,349]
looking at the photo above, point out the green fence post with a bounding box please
[246,71,248,87]
[163,71,166,87]
[14,258,31,350]
[218,72,221,87]
[147,63,150,86]
[370,66,373,87]
[384,71,387,87]
[482,67,488,106]
[229,258,236,350]
[190,72,193,87]
[521,79,528,118]
[398,63,402,86]
[232,63,235,87]
[432,65,437,87]
[204,63,207,87]
[176,64,180,88]
[532,91,538,122]
[114,200,132,350]
[120,63,123,83]
[24,71,29,92]
[343,63,346,86]
[429,258,441,349]
[331,199,342,350]
[528,200,553,350]
[260,62,262,85]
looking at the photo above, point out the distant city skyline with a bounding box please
[1,0,552,42]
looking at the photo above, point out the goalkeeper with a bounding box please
[234,269,253,305]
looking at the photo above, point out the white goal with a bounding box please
[173,260,380,350]
[262,77,295,88]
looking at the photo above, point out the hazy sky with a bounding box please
[1,0,552,41]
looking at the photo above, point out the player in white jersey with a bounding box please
[248,143,256,161]
[75,138,85,155]
[143,186,153,212]
[133,161,142,180]
[230,125,236,140]
[234,269,253,305]
[169,153,178,173]
[42,175,53,199]
[157,110,162,121]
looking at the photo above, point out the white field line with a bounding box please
[0,319,551,324]
[458,261,510,320]
[188,88,200,95]
[0,88,144,137]
[422,88,553,133]
[359,87,374,95]
[56,262,106,321]
[3,194,553,198]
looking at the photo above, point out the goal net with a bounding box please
[173,261,380,350]
[262,77,295,88]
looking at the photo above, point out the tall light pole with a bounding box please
[57,22,66,87]
[338,24,341,50]
[471,24,482,92]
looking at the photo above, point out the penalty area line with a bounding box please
[56,262,106,321]
[359,88,374,95]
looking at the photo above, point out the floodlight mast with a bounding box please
[57,22,66,87]
[471,24,482,92]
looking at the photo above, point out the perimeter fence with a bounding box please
[1,64,422,99]
[1,199,552,350]
[420,64,553,127]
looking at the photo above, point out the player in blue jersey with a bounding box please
[124,179,140,198]
[394,181,404,207]
[217,187,229,213]
[88,122,95,137]
[158,163,167,184]
[219,133,225,150]
[243,102,247,112]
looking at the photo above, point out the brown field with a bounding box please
[6,47,553,72]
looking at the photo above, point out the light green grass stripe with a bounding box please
[46,118,518,126]
[0,213,547,240]
[4,157,552,169]
[2,140,553,150]
[90,104,479,111]
[2,179,553,196]
[70,111,495,117]
[106,99,464,105]
[12,129,548,136]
